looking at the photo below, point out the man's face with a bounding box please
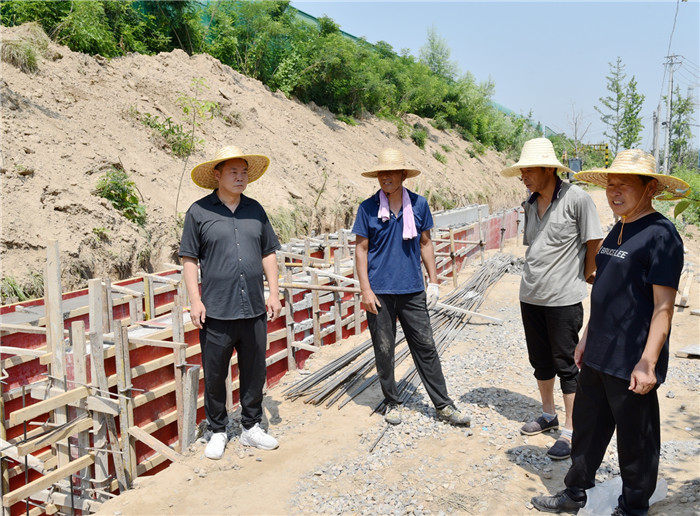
[519,167,556,193]
[605,173,654,217]
[215,158,248,195]
[377,169,406,196]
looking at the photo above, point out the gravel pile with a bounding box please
[285,271,699,514]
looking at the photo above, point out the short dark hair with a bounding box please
[638,175,655,186]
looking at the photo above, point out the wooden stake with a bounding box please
[113,320,135,484]
[449,228,458,288]
[171,291,186,452]
[70,321,92,497]
[353,256,361,335]
[284,269,296,371]
[143,276,154,321]
[87,280,111,497]
[311,272,321,347]
[44,240,69,468]
[333,259,342,344]
[0,366,9,516]
[102,278,113,334]
[88,331,127,494]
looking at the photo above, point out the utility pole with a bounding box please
[652,106,660,172]
[662,55,679,175]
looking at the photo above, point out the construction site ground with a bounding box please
[95,191,700,516]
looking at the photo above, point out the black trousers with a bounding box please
[520,301,582,394]
[200,314,268,432]
[366,291,452,409]
[565,365,661,516]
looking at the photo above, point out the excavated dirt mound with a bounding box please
[1,23,522,294]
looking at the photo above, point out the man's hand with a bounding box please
[266,295,282,322]
[574,339,586,369]
[361,288,381,314]
[426,283,439,310]
[629,358,657,395]
[189,299,206,329]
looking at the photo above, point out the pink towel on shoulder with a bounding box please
[378,188,418,240]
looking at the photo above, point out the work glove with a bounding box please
[426,283,440,310]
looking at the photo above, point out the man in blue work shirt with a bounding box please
[353,147,470,427]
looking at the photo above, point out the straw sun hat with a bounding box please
[190,146,270,189]
[500,137,573,177]
[574,149,690,201]
[362,148,421,178]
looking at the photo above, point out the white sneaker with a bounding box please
[204,432,227,460]
[239,423,279,450]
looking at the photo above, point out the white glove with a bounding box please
[426,283,440,310]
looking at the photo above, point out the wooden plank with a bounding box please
[16,417,93,457]
[0,324,50,335]
[27,490,101,514]
[2,453,94,507]
[278,282,360,294]
[9,386,90,427]
[675,343,700,358]
[0,346,46,358]
[181,365,200,449]
[674,270,693,308]
[127,337,187,350]
[127,426,183,464]
[29,382,118,415]
[0,439,45,474]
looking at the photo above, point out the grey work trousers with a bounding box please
[366,291,452,409]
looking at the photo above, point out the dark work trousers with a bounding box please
[200,314,268,432]
[366,291,452,409]
[520,301,582,394]
[565,364,661,516]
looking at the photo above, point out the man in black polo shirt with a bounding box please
[179,146,282,460]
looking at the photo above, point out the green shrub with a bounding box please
[141,113,197,158]
[433,151,447,164]
[1,39,38,72]
[430,114,450,131]
[336,114,357,126]
[665,166,700,227]
[92,227,110,242]
[0,272,43,303]
[411,124,428,149]
[441,144,452,153]
[95,167,147,226]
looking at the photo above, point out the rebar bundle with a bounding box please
[283,254,521,412]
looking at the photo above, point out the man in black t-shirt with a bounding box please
[531,150,690,516]
[179,146,282,460]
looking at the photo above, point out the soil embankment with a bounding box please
[1,23,522,294]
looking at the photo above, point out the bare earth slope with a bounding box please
[1,24,521,292]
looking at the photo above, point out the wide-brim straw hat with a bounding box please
[500,137,574,177]
[191,146,270,189]
[574,149,690,201]
[362,148,421,178]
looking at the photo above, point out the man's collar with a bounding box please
[526,177,563,205]
[210,190,250,206]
